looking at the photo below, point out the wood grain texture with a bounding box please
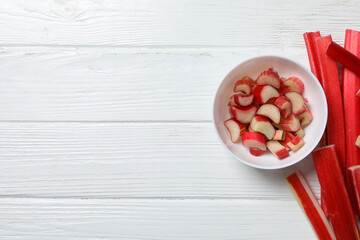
[0,0,358,47]
[0,198,316,239]
[0,122,319,199]
[0,47,307,121]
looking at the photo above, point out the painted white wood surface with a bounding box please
[0,198,315,240]
[0,0,358,239]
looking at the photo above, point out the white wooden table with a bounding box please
[0,1,359,239]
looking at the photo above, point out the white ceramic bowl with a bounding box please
[213,55,328,169]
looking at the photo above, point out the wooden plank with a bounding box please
[0,0,358,46]
[0,198,316,239]
[0,122,319,199]
[0,47,307,121]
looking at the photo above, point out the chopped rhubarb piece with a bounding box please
[356,135,360,148]
[234,94,254,107]
[303,32,323,85]
[234,77,253,95]
[256,104,280,124]
[256,68,281,89]
[280,77,287,82]
[285,92,306,116]
[297,108,313,127]
[250,116,275,140]
[249,147,265,157]
[228,95,238,106]
[295,128,305,138]
[228,105,236,118]
[326,40,360,78]
[344,29,360,176]
[280,114,300,132]
[283,77,304,93]
[281,132,295,150]
[316,35,346,173]
[267,140,289,159]
[287,135,304,152]
[232,105,257,124]
[252,85,279,104]
[273,130,284,140]
[286,171,336,240]
[312,146,360,240]
[242,132,266,151]
[349,166,360,220]
[274,96,292,118]
[248,124,255,132]
[279,85,290,95]
[224,118,246,143]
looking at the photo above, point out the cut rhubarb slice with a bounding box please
[224,118,246,143]
[286,171,336,240]
[232,105,257,124]
[266,140,289,159]
[287,135,304,152]
[283,77,304,93]
[273,129,284,140]
[298,108,313,127]
[249,147,265,157]
[280,114,300,132]
[312,145,360,240]
[295,128,305,138]
[285,92,306,116]
[256,104,280,124]
[228,95,238,106]
[253,85,280,104]
[274,96,292,118]
[326,40,360,78]
[234,77,253,95]
[316,35,346,173]
[250,116,275,140]
[256,68,281,89]
[234,94,254,107]
[281,132,295,150]
[242,132,266,151]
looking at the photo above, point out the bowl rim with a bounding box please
[212,54,328,170]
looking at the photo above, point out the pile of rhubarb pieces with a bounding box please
[287,30,360,240]
[225,70,312,159]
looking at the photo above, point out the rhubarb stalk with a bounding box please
[343,29,360,217]
[312,145,360,240]
[304,32,328,215]
[303,32,323,84]
[349,165,360,218]
[315,35,346,173]
[286,171,336,240]
[303,32,327,147]
[343,29,360,171]
[326,40,360,78]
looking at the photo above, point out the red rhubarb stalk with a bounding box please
[303,32,327,147]
[312,145,360,240]
[343,29,360,172]
[349,165,360,217]
[304,31,328,215]
[315,35,346,173]
[286,171,336,240]
[303,31,323,84]
[343,30,360,217]
[326,40,360,78]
